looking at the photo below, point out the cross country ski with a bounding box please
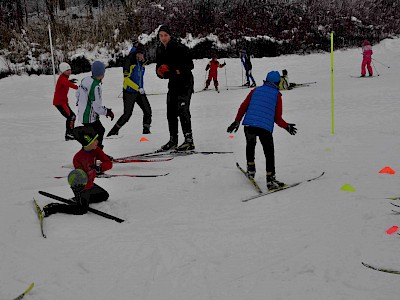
[241,172,325,202]
[53,173,169,179]
[38,191,125,223]
[236,162,262,193]
[12,282,34,300]
[362,262,400,275]
[33,198,46,238]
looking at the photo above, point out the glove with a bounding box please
[106,108,114,121]
[91,165,104,176]
[139,88,145,94]
[71,184,85,193]
[222,62,226,67]
[227,121,240,133]
[286,123,297,135]
[69,78,78,83]
[157,64,170,78]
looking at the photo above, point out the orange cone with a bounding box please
[140,137,149,142]
[386,226,398,235]
[379,166,396,174]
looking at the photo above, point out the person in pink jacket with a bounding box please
[361,40,373,77]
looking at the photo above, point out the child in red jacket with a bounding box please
[53,62,78,140]
[204,53,226,91]
[361,40,373,77]
[41,126,113,217]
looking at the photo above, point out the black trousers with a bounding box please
[116,91,152,128]
[83,119,105,148]
[166,89,193,138]
[244,126,275,175]
[50,184,109,215]
[55,104,76,135]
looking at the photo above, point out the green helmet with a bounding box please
[67,169,88,187]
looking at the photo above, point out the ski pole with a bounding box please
[372,58,390,68]
[371,60,380,77]
[224,60,228,90]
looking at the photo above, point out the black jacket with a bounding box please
[156,38,194,94]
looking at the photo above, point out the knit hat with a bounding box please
[158,25,172,36]
[266,71,281,84]
[73,126,99,148]
[363,39,370,46]
[91,61,105,77]
[282,69,288,76]
[59,62,71,73]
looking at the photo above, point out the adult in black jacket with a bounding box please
[156,25,195,151]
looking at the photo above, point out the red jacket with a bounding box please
[206,60,224,76]
[234,89,288,129]
[73,147,112,190]
[53,73,78,105]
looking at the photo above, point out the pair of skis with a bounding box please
[34,191,125,238]
[236,162,325,202]
[54,173,169,179]
[121,149,233,159]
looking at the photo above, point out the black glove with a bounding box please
[286,123,297,135]
[222,62,226,67]
[106,108,114,121]
[71,184,85,194]
[227,121,240,133]
[69,78,78,83]
[91,165,103,176]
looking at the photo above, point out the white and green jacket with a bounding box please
[76,76,108,124]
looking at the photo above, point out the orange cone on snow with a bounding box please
[140,137,149,142]
[379,166,396,175]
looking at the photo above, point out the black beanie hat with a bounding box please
[73,126,98,147]
[158,25,172,36]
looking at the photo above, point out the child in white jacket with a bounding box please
[76,61,114,148]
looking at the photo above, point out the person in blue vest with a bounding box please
[227,70,297,190]
[107,44,152,136]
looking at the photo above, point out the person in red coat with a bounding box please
[361,39,373,77]
[41,127,113,217]
[53,62,78,140]
[204,53,226,91]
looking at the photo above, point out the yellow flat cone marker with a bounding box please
[341,184,355,192]
[379,166,396,175]
[140,137,149,142]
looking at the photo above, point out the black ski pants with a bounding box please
[244,126,275,176]
[50,184,109,215]
[166,89,193,138]
[55,104,76,135]
[116,91,152,128]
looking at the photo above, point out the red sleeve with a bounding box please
[234,89,256,123]
[67,79,78,90]
[96,148,113,173]
[274,93,288,129]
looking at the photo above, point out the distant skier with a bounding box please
[227,70,297,190]
[76,61,114,149]
[204,53,226,91]
[279,69,297,90]
[53,62,78,140]
[107,44,152,136]
[239,49,256,87]
[40,127,112,217]
[361,39,373,77]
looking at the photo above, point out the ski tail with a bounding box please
[362,262,400,275]
[13,282,34,300]
[33,199,46,238]
[236,162,263,193]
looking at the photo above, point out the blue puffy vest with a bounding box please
[124,61,145,93]
[242,83,280,132]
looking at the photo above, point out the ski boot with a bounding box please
[160,136,178,151]
[142,124,151,134]
[266,173,285,190]
[243,81,250,87]
[246,162,256,178]
[176,133,195,151]
[107,125,120,137]
[42,203,62,217]
[250,82,257,88]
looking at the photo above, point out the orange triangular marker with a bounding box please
[379,166,396,175]
[386,226,398,235]
[229,135,234,139]
[140,137,149,142]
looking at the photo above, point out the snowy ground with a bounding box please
[1,38,400,299]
